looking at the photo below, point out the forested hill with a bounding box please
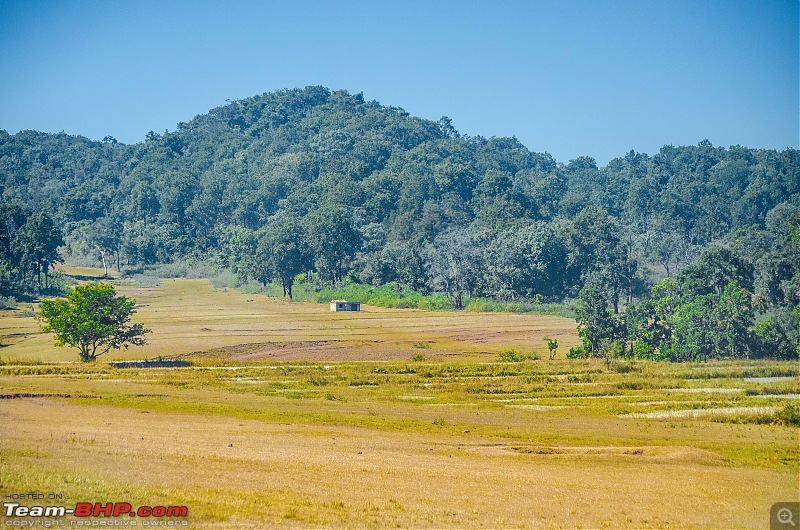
[1,86,798,308]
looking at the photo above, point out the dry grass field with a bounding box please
[1,270,580,363]
[1,268,798,528]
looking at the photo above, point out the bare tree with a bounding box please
[423,227,482,310]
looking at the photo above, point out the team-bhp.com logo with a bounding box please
[4,502,188,526]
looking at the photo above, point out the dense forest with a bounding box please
[0,86,798,359]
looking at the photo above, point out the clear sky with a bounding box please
[0,0,797,165]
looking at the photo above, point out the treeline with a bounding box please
[0,86,798,358]
[574,216,800,361]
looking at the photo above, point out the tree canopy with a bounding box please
[1,86,797,359]
[38,282,149,362]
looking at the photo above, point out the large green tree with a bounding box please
[568,207,635,312]
[38,282,149,362]
[12,212,64,290]
[575,286,621,355]
[484,222,567,299]
[258,213,311,299]
[303,205,360,283]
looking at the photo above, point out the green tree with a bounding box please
[38,282,149,362]
[712,281,755,359]
[13,212,64,290]
[568,207,632,312]
[86,216,123,276]
[484,222,568,300]
[628,278,680,357]
[668,293,716,361]
[0,202,30,294]
[223,227,261,285]
[303,205,360,283]
[678,247,753,297]
[543,337,558,360]
[258,213,311,299]
[575,287,620,355]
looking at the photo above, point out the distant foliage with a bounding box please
[0,86,797,337]
[0,203,65,297]
[576,214,800,360]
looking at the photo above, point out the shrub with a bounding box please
[0,296,17,310]
[497,349,523,363]
[411,352,425,362]
[154,262,189,278]
[567,346,586,359]
[613,362,634,373]
[775,404,800,426]
[16,306,36,318]
[211,269,238,289]
[464,297,499,312]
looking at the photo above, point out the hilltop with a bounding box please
[0,86,798,359]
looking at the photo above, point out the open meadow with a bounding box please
[1,269,798,528]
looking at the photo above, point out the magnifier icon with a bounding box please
[778,508,796,527]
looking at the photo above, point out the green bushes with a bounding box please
[465,297,575,317]
[292,282,453,311]
[497,349,538,362]
[775,404,800,426]
[567,346,586,359]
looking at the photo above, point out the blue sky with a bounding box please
[0,0,797,165]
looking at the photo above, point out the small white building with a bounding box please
[330,300,361,312]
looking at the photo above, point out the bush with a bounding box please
[411,352,425,362]
[154,262,189,278]
[0,296,17,310]
[465,297,501,312]
[463,297,575,317]
[567,346,586,359]
[16,306,35,318]
[775,404,800,426]
[211,269,238,289]
[613,362,634,374]
[497,349,523,362]
[150,260,219,280]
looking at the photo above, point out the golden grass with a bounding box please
[2,397,797,529]
[57,264,122,279]
[1,278,579,363]
[1,275,798,528]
